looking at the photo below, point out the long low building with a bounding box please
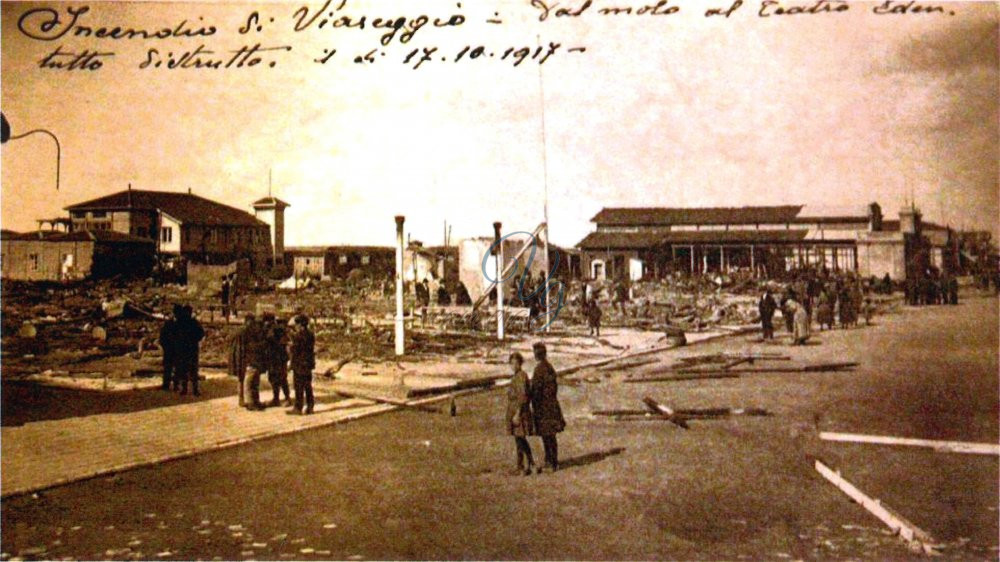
[577,203,954,281]
[1,229,155,282]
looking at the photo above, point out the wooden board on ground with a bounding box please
[819,432,1000,456]
[814,459,939,555]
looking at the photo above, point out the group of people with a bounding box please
[904,272,959,306]
[757,276,875,346]
[159,304,205,395]
[228,312,317,415]
[504,343,566,475]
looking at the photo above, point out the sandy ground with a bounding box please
[1,295,997,560]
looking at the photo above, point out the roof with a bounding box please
[577,230,810,250]
[66,190,267,228]
[3,230,154,243]
[591,205,872,226]
[252,196,290,209]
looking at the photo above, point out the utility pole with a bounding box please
[494,221,504,341]
[395,216,405,356]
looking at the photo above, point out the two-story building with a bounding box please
[64,189,273,267]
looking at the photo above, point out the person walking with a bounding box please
[758,288,777,341]
[529,343,565,473]
[228,313,254,407]
[158,304,181,391]
[288,314,316,415]
[174,305,205,396]
[505,352,535,476]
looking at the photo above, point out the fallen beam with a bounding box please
[814,459,939,555]
[820,432,1000,456]
[624,372,740,384]
[594,407,769,418]
[674,362,858,375]
[333,390,441,413]
[405,376,499,398]
[641,397,689,429]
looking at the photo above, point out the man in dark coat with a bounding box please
[243,313,270,410]
[586,299,603,337]
[266,316,292,407]
[220,276,231,320]
[780,287,796,334]
[228,313,254,407]
[159,305,181,391]
[530,343,565,473]
[758,289,777,340]
[288,314,316,415]
[174,305,205,396]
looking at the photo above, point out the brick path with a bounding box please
[0,390,406,498]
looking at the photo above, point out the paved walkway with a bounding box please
[0,389,410,498]
[1,326,747,498]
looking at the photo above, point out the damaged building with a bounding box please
[1,229,155,281]
[577,203,956,281]
[63,188,274,268]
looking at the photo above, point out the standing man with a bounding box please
[174,305,205,396]
[530,343,566,473]
[220,276,231,320]
[586,299,603,337]
[159,304,181,391]
[228,313,255,407]
[243,313,270,411]
[758,288,777,341]
[266,315,292,407]
[288,314,316,415]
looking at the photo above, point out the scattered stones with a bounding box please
[299,548,315,554]
[251,543,267,549]
[155,551,172,558]
[322,523,338,529]
[270,534,288,542]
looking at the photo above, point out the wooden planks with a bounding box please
[814,460,939,555]
[820,432,1000,456]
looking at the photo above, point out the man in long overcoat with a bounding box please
[159,304,181,391]
[174,305,205,396]
[530,342,566,473]
[243,314,270,410]
[758,289,777,340]
[288,315,316,415]
[228,313,254,406]
[505,352,535,475]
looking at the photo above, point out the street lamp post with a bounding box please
[0,113,61,191]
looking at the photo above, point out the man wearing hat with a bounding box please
[529,342,566,473]
[228,313,255,407]
[288,314,316,415]
[243,312,270,410]
[158,304,181,391]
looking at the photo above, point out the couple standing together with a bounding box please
[505,342,566,475]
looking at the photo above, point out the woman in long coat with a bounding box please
[505,352,535,475]
[815,291,834,331]
[790,300,811,345]
[530,343,566,473]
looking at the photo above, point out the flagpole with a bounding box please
[538,36,551,333]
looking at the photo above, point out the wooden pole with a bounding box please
[394,216,405,356]
[493,221,504,341]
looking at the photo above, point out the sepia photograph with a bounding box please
[1,0,998,559]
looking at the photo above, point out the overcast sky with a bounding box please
[2,1,997,247]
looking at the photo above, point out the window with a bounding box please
[339,255,348,265]
[161,227,172,243]
[90,211,107,219]
[361,255,371,265]
[29,254,39,271]
[209,229,218,243]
